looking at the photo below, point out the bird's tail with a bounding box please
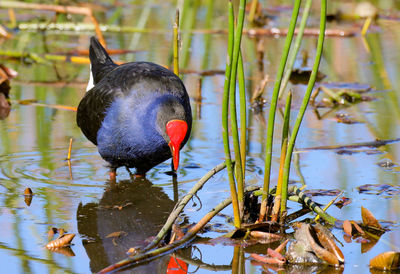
[87,37,117,89]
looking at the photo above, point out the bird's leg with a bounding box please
[109,167,117,181]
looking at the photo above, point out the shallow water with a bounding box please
[0,1,400,273]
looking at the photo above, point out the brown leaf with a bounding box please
[343,220,352,236]
[250,253,285,265]
[361,206,382,229]
[106,231,127,238]
[24,188,33,196]
[46,233,75,249]
[250,231,284,244]
[314,224,345,264]
[304,224,340,265]
[351,221,366,235]
[370,251,400,270]
[47,227,58,240]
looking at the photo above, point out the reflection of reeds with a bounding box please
[0,1,105,46]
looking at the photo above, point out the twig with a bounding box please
[67,138,73,160]
[314,190,343,221]
[144,161,228,251]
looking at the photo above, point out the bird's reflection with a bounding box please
[77,177,176,273]
[0,85,11,120]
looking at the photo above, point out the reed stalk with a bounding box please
[173,9,180,76]
[229,0,246,216]
[281,0,327,217]
[260,0,301,219]
[222,0,241,228]
[278,0,313,100]
[238,50,246,179]
[271,92,291,222]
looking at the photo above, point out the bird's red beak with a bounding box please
[166,120,188,171]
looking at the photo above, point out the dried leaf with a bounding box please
[370,251,400,270]
[250,231,284,243]
[335,197,351,208]
[361,206,382,229]
[250,253,286,265]
[350,221,365,235]
[343,220,352,236]
[46,233,75,249]
[314,224,344,263]
[304,224,340,265]
[106,231,127,238]
[47,227,58,240]
[24,188,33,196]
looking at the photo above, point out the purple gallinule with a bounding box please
[77,37,192,178]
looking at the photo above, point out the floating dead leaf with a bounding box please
[357,184,400,196]
[24,187,33,206]
[351,221,365,235]
[58,228,66,238]
[361,206,382,230]
[335,197,351,208]
[47,227,58,240]
[288,223,344,266]
[250,253,286,265]
[314,224,344,264]
[46,233,75,249]
[250,231,284,244]
[106,231,127,238]
[48,246,75,257]
[24,188,33,196]
[370,251,400,270]
[343,220,352,236]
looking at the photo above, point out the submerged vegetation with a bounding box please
[0,0,400,273]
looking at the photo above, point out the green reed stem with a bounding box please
[173,9,180,76]
[238,50,246,179]
[229,0,246,215]
[261,0,301,215]
[222,0,240,228]
[278,0,313,100]
[281,0,327,217]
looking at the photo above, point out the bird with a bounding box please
[77,37,192,179]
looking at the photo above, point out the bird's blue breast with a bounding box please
[96,93,169,167]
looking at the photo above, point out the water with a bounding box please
[0,1,400,273]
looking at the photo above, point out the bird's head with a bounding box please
[165,119,188,171]
[156,96,191,172]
